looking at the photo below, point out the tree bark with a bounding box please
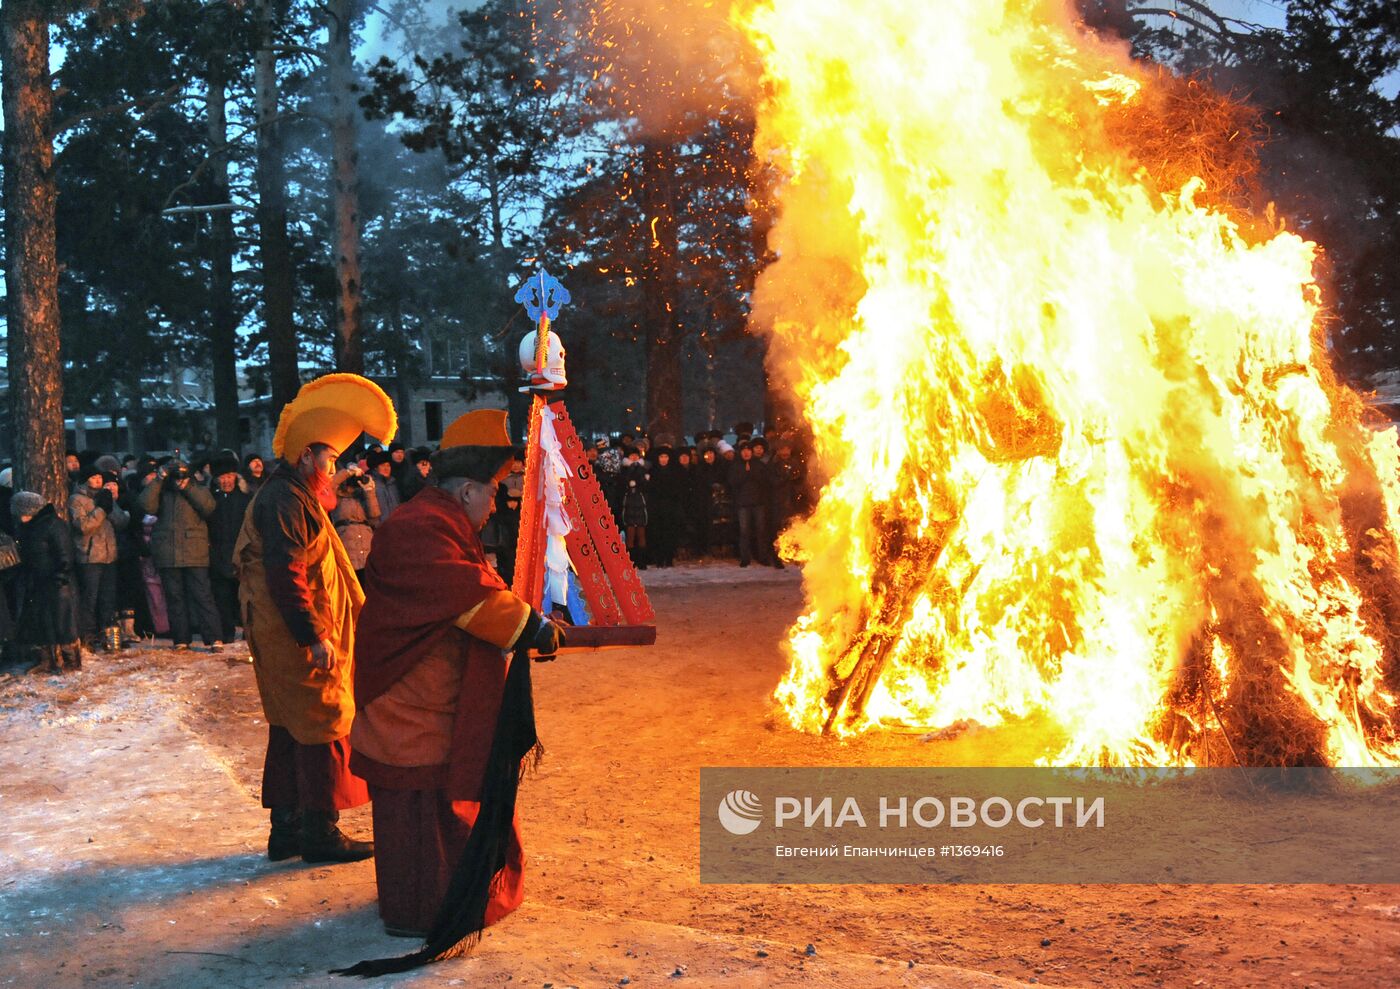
[2,1,69,507]
[207,58,241,450]
[254,0,300,418]
[327,0,363,374]
[640,140,683,442]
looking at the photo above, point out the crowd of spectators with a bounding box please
[0,422,809,675]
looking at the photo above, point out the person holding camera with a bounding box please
[330,460,380,585]
[208,453,253,644]
[69,466,129,652]
[140,458,223,651]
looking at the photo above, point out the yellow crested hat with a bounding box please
[431,409,515,483]
[272,373,397,460]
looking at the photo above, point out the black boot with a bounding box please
[268,807,301,862]
[300,809,373,863]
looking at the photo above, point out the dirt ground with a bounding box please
[3,562,1399,988]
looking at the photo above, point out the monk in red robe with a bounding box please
[351,409,563,938]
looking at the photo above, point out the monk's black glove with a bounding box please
[521,609,563,659]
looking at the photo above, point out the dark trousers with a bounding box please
[77,562,117,640]
[158,566,222,646]
[209,572,240,643]
[116,554,155,636]
[736,504,771,566]
[261,725,368,813]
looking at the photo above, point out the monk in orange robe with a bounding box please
[235,374,397,864]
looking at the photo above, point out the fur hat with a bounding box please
[749,435,769,452]
[366,450,392,470]
[210,452,241,478]
[11,490,44,522]
[93,454,121,474]
[431,409,516,484]
[272,373,397,460]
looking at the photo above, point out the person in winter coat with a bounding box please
[596,439,625,527]
[645,447,683,568]
[117,462,158,640]
[243,453,268,494]
[329,462,380,586]
[622,477,649,569]
[694,446,729,557]
[12,491,82,673]
[140,460,224,650]
[69,466,130,651]
[727,441,775,567]
[367,450,402,521]
[768,438,805,558]
[674,448,702,558]
[489,456,525,587]
[208,454,254,643]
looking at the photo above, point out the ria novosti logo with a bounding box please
[717,789,763,835]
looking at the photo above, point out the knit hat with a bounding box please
[431,409,516,484]
[11,490,44,522]
[272,373,398,460]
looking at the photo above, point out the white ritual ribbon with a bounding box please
[537,405,574,608]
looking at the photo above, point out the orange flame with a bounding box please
[742,0,1400,766]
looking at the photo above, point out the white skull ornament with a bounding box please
[518,329,567,391]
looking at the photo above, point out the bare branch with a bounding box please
[53,80,187,137]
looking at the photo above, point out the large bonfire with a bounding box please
[742,0,1400,767]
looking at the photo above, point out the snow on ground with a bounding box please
[2,563,1397,988]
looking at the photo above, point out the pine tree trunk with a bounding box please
[207,59,241,451]
[2,1,69,508]
[254,0,300,418]
[641,140,683,442]
[327,0,363,374]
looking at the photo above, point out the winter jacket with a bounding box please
[727,457,771,508]
[371,473,401,521]
[768,454,805,526]
[16,504,80,646]
[68,483,130,565]
[649,462,684,516]
[622,487,649,528]
[140,476,217,569]
[115,478,149,560]
[331,481,380,571]
[208,482,254,579]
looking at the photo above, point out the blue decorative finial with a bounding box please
[513,266,570,322]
